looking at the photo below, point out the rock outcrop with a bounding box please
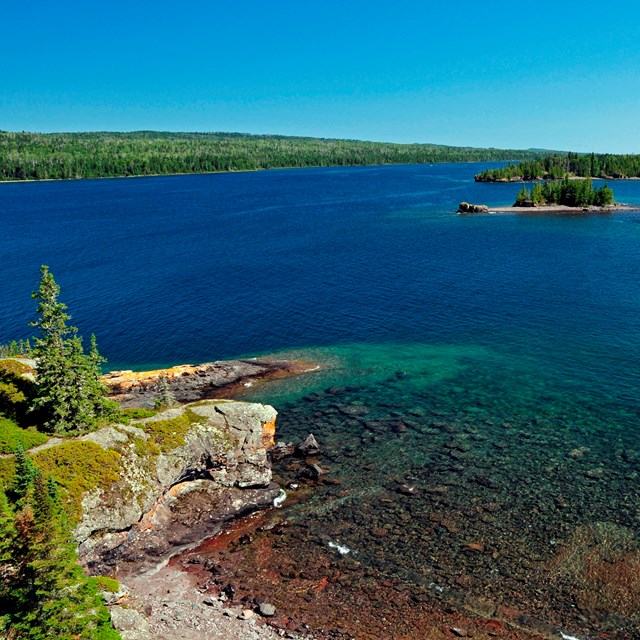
[75,400,280,576]
[104,358,318,408]
[458,202,489,214]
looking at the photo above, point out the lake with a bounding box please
[3,164,640,637]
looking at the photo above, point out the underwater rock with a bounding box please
[302,462,329,481]
[270,441,296,461]
[296,433,321,457]
[396,484,418,496]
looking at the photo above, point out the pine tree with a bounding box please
[30,266,114,433]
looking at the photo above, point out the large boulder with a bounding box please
[458,202,489,214]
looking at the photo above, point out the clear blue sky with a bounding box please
[2,1,639,153]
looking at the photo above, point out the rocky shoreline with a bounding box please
[486,203,639,215]
[104,357,320,408]
[94,358,640,640]
[458,203,639,215]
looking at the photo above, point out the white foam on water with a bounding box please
[273,489,287,507]
[328,541,351,555]
[560,632,582,640]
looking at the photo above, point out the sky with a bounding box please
[2,1,640,153]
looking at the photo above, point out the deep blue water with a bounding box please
[4,164,640,635]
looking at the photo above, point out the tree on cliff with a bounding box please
[30,266,116,433]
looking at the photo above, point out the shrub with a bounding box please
[0,417,47,454]
[32,441,121,521]
[0,359,35,425]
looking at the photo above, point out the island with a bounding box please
[458,177,640,215]
[475,151,640,182]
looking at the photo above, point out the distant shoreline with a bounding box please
[0,160,520,185]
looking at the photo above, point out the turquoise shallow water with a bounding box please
[3,164,640,635]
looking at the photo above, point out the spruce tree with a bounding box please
[3,470,121,639]
[30,266,114,433]
[7,445,37,505]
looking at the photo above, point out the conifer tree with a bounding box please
[0,490,16,633]
[2,469,121,639]
[7,445,37,505]
[30,266,115,433]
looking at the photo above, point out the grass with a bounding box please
[0,457,16,488]
[0,416,47,454]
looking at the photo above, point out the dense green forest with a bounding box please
[514,177,614,208]
[0,131,557,181]
[476,151,640,182]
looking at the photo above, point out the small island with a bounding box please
[458,177,640,215]
[513,176,613,207]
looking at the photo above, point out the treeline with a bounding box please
[476,151,640,182]
[0,131,556,181]
[514,177,614,208]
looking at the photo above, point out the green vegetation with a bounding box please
[0,340,32,358]
[0,359,35,425]
[31,441,122,522]
[120,407,158,422]
[0,465,120,638]
[0,417,47,454]
[514,177,614,208]
[30,266,118,434]
[142,408,208,451]
[476,151,640,182]
[91,576,120,594]
[0,131,558,181]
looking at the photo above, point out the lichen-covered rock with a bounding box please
[74,400,279,575]
[109,605,151,640]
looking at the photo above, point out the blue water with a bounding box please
[3,164,640,636]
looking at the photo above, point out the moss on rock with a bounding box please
[141,408,208,451]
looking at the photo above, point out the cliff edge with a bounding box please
[67,400,279,576]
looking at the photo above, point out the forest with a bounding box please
[0,131,555,181]
[476,151,640,182]
[514,177,614,208]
